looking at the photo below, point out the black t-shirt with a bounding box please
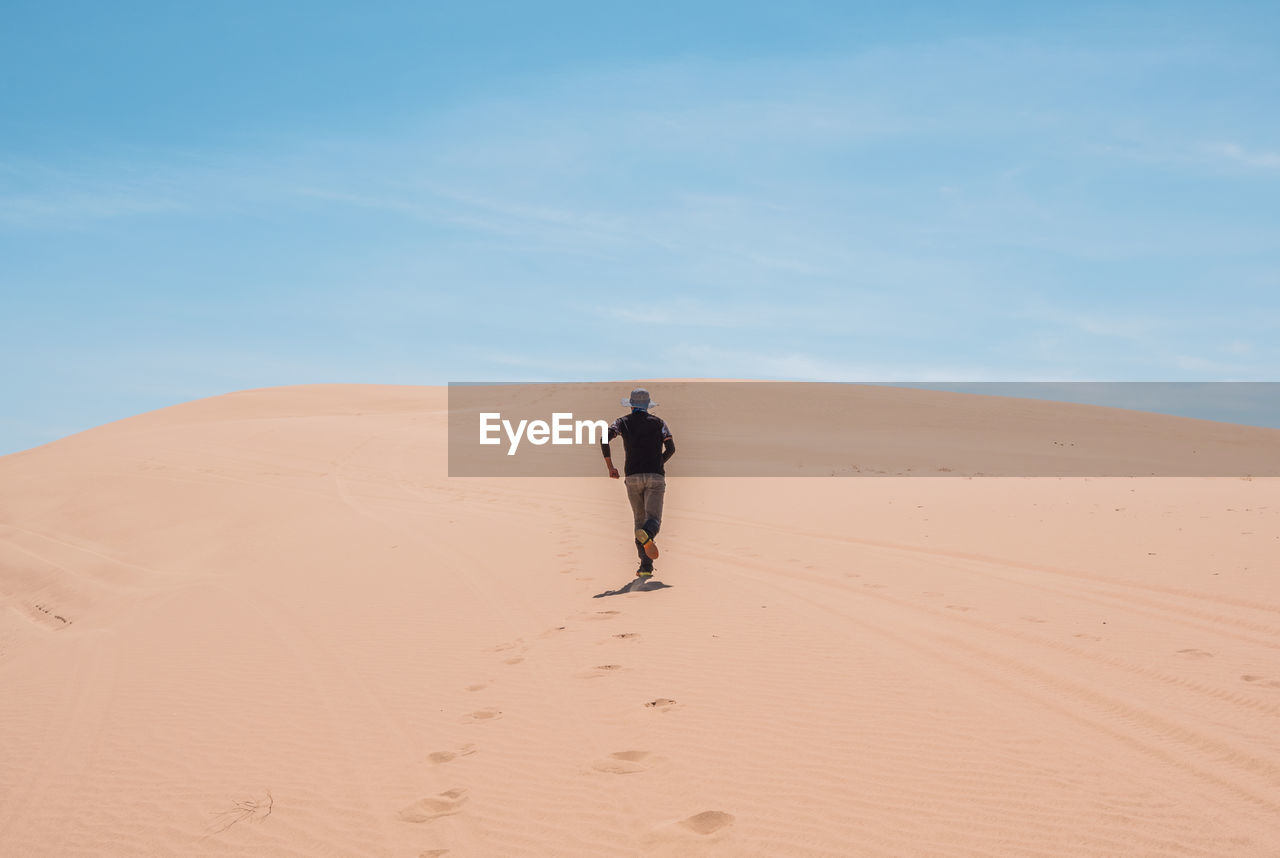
[605,410,673,476]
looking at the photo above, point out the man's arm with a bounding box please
[662,437,675,463]
[602,423,620,478]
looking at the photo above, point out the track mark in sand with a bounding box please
[1242,675,1280,689]
[504,657,524,665]
[592,750,656,774]
[1022,615,1049,624]
[466,683,489,692]
[427,744,476,765]
[644,698,677,711]
[398,789,468,823]
[680,810,735,835]
[1177,648,1215,658]
[580,664,625,678]
[1073,633,1102,642]
[613,632,639,639]
[419,850,450,857]
[584,610,620,621]
[31,603,72,627]
[489,640,523,653]
[946,604,975,612]
[464,708,503,721]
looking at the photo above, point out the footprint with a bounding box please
[465,708,503,721]
[1176,649,1214,658]
[398,789,468,823]
[592,750,656,774]
[579,664,625,679]
[419,851,449,857]
[427,744,476,765]
[1021,616,1048,624]
[613,633,639,640]
[644,698,677,711]
[504,657,525,665]
[466,683,489,692]
[1073,633,1102,642]
[490,640,523,653]
[644,809,735,845]
[680,810,735,835]
[946,605,975,612]
[585,610,620,621]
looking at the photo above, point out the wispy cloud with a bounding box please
[660,344,1004,382]
[1207,142,1280,169]
[588,297,806,329]
[0,188,183,225]
[1016,305,1170,341]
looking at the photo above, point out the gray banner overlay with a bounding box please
[448,382,1280,477]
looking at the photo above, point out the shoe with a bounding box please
[635,528,660,560]
[636,565,654,578]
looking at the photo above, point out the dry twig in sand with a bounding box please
[206,791,274,835]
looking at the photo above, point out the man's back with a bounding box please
[608,410,672,476]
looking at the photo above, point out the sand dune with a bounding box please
[1,384,1278,856]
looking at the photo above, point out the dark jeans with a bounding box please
[625,473,666,564]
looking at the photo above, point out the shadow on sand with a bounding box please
[593,578,673,598]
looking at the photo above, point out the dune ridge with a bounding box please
[1,384,1278,856]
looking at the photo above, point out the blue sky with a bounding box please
[2,1,1278,454]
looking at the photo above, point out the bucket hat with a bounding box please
[621,388,657,409]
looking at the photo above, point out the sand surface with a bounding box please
[1,384,1278,856]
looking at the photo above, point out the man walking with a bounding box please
[602,388,675,578]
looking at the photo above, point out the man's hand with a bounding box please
[608,466,620,479]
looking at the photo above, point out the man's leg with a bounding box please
[642,475,666,539]
[631,475,665,564]
[625,476,651,566]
